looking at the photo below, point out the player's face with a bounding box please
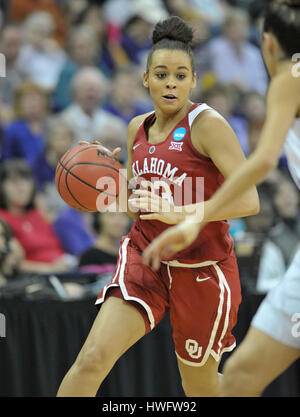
[143,49,196,113]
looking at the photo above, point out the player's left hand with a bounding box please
[128,189,184,225]
[79,140,121,159]
[143,218,205,270]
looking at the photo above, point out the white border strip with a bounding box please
[118,238,156,330]
[96,237,156,331]
[188,103,212,128]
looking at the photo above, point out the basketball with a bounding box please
[55,144,125,212]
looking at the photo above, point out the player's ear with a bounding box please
[191,72,197,89]
[143,71,149,88]
[263,33,275,56]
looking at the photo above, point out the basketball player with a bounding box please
[143,1,300,396]
[57,16,259,397]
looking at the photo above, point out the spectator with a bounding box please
[53,24,110,112]
[0,218,24,285]
[52,207,95,257]
[32,118,75,191]
[120,0,169,68]
[104,66,153,126]
[202,84,249,155]
[241,90,266,155]
[234,185,286,293]
[59,66,122,143]
[0,159,76,274]
[269,174,300,268]
[0,24,23,123]
[1,82,49,168]
[16,11,66,91]
[95,117,128,166]
[205,8,268,94]
[9,0,68,47]
[79,211,130,274]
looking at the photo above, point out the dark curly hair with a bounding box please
[146,16,195,73]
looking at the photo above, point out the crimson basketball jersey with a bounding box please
[128,102,234,264]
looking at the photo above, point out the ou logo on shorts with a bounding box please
[185,339,202,359]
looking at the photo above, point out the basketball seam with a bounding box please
[64,169,92,211]
[57,145,100,194]
[58,161,119,197]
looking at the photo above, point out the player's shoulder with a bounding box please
[128,112,153,132]
[127,112,154,143]
[191,106,228,135]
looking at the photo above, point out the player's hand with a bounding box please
[143,218,204,270]
[128,189,184,225]
[79,140,121,159]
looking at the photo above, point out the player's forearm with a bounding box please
[180,187,259,223]
[199,151,272,222]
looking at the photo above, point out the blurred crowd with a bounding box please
[0,0,299,298]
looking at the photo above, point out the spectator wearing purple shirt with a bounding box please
[206,8,268,95]
[1,82,49,167]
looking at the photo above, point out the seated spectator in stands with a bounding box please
[0,218,24,286]
[241,90,266,156]
[53,24,110,112]
[206,8,268,94]
[9,0,67,47]
[95,117,128,166]
[16,11,66,91]
[104,66,153,126]
[0,24,23,124]
[234,185,286,293]
[59,67,122,143]
[1,82,49,168]
[32,118,74,191]
[269,173,300,268]
[0,159,77,274]
[79,211,130,274]
[121,1,169,67]
[202,83,249,155]
[52,207,95,257]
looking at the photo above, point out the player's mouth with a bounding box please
[162,94,177,103]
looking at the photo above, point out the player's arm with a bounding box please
[183,110,260,221]
[197,72,300,223]
[117,114,150,221]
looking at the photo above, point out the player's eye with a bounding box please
[155,72,167,79]
[176,73,186,80]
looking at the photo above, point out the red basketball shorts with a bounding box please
[96,235,242,367]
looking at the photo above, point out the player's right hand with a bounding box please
[79,140,121,159]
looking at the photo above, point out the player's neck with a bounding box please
[154,101,192,132]
[276,59,295,76]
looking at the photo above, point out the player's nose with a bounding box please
[166,75,177,89]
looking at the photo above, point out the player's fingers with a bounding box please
[79,141,90,145]
[113,147,122,157]
[140,214,159,220]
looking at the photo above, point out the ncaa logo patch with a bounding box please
[173,127,186,141]
[169,142,183,151]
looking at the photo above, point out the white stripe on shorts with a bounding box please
[96,237,156,331]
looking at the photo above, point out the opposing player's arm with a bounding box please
[186,110,260,222]
[199,72,300,222]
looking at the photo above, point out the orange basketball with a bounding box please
[55,144,125,212]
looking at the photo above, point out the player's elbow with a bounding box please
[250,191,260,215]
[242,189,260,217]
